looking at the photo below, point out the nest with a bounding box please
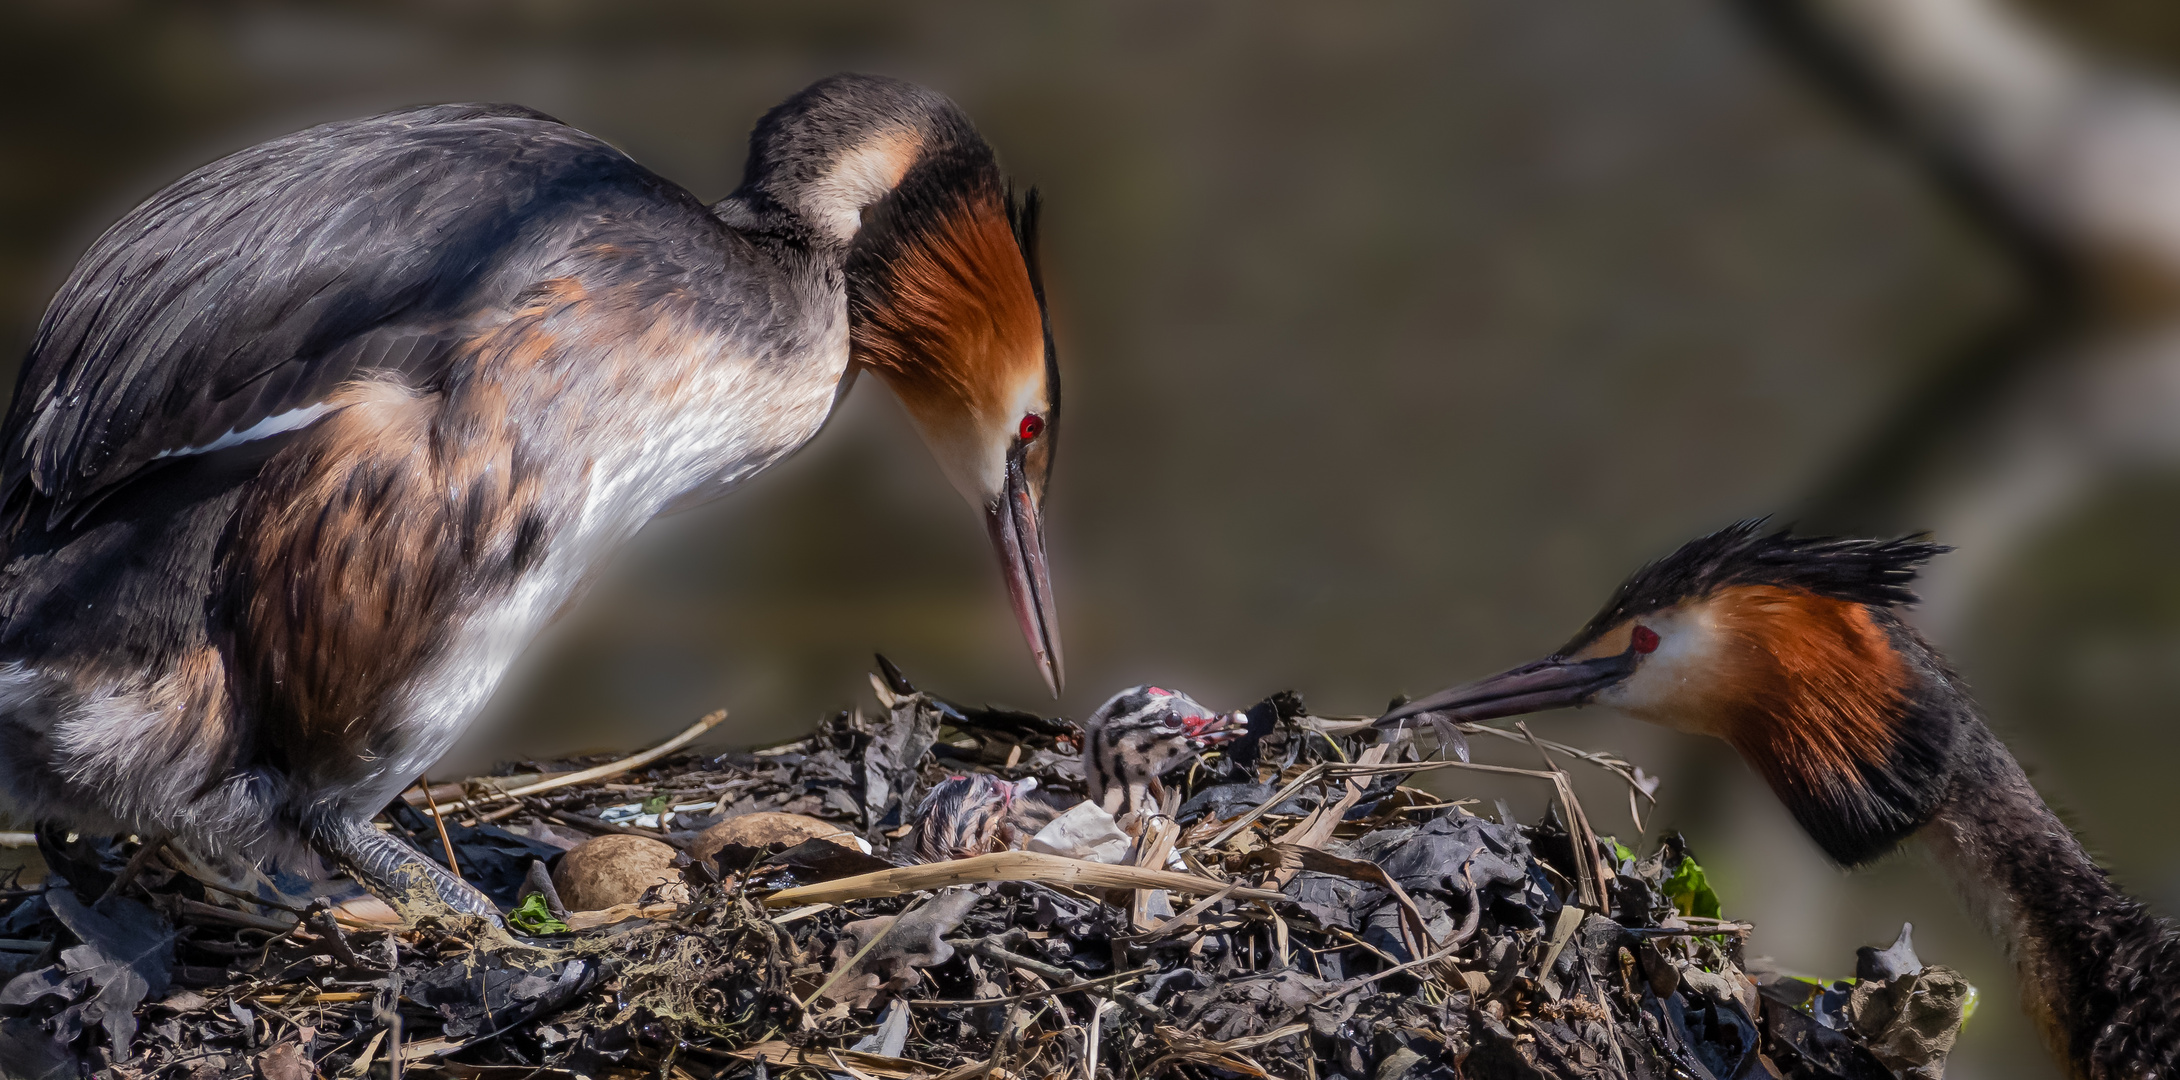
[0,664,1971,1080]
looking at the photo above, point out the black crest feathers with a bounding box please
[1563,519,1949,654]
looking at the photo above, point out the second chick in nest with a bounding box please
[907,773,1039,863]
[1083,685,1248,819]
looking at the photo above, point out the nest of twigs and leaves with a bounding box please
[0,662,1972,1080]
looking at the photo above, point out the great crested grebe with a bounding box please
[0,74,1063,918]
[1380,521,2179,1078]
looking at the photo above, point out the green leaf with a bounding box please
[641,794,670,815]
[1663,855,1722,920]
[509,892,569,935]
[1612,840,1637,865]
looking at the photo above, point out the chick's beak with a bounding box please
[988,456,1064,697]
[1375,649,1639,728]
[1182,711,1250,745]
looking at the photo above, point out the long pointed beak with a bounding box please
[1376,649,1638,728]
[988,458,1064,697]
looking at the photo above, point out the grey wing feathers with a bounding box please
[3,102,694,524]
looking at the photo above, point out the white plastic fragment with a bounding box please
[597,802,660,828]
[1027,801,1134,864]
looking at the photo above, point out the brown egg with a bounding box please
[688,812,861,865]
[550,834,682,912]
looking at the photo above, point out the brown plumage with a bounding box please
[1378,520,2180,1078]
[1693,586,1914,812]
[846,137,1060,552]
[852,191,1045,425]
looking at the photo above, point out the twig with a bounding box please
[98,833,169,903]
[1201,764,1327,849]
[762,851,1284,907]
[157,851,309,915]
[1330,927,1405,968]
[1261,842,1431,959]
[1129,816,1182,930]
[1323,759,1557,781]
[934,1060,1008,1080]
[829,1049,887,1080]
[542,807,689,850]
[376,959,404,1080]
[1118,884,1239,942]
[1552,771,1604,909]
[1338,713,1660,823]
[1518,721,1607,910]
[730,1040,980,1079]
[414,778,463,879]
[400,710,728,820]
[1624,923,1755,937]
[497,710,728,802]
[1322,750,1613,908]
[1084,998,1114,1080]
[1457,723,1659,816]
[401,774,548,811]
[907,967,1154,1007]
[249,990,374,1006]
[1309,939,1466,1004]
[962,938,1160,1020]
[177,898,292,933]
[475,801,527,824]
[1267,745,1387,891]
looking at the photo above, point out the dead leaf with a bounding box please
[255,1040,312,1080]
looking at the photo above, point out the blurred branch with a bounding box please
[1738,0,2180,286]
[1739,0,2180,633]
[1731,0,2078,288]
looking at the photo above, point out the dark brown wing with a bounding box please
[3,102,707,526]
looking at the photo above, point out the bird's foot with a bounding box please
[314,819,502,926]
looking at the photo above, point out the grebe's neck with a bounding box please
[1922,721,2175,1078]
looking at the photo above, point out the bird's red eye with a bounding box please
[1018,414,1044,441]
[1630,626,1660,654]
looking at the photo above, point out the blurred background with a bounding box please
[6,1,2180,1075]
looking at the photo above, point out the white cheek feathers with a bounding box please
[924,369,1048,507]
[1593,607,1732,737]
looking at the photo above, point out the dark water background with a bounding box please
[7,4,2180,1076]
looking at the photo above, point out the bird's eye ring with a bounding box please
[1630,625,1660,654]
[1018,414,1044,442]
